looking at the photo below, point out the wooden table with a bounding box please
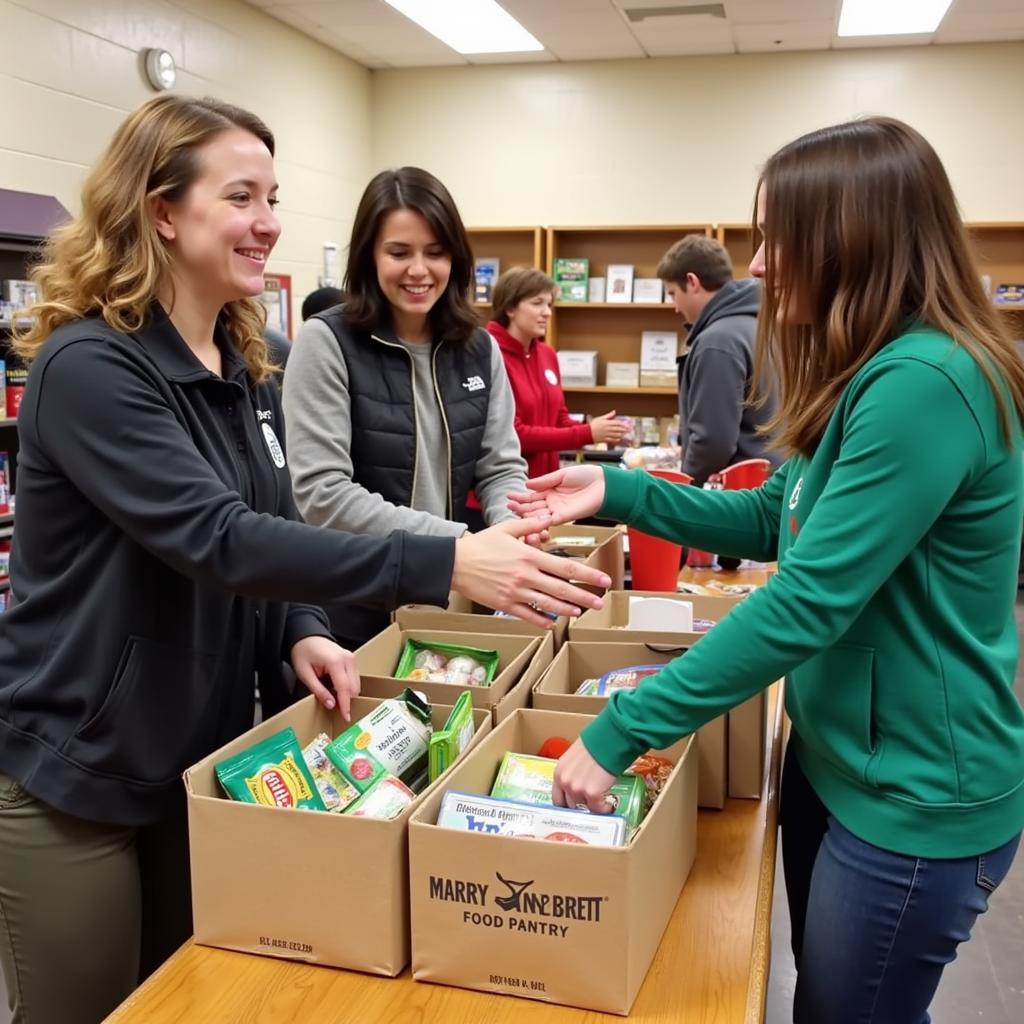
[108,569,784,1024]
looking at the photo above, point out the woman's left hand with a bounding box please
[290,635,360,721]
[552,738,618,814]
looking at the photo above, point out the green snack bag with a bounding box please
[325,688,433,793]
[394,639,499,688]
[215,727,326,811]
[490,752,651,833]
[428,691,475,783]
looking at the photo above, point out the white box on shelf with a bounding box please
[605,362,640,387]
[633,278,663,303]
[641,331,680,371]
[557,350,598,387]
[605,264,634,304]
[588,277,606,303]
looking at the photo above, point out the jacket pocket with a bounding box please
[68,635,223,785]
[789,643,879,785]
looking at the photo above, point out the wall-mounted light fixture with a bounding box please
[142,48,177,91]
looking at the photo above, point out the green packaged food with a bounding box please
[302,732,360,812]
[215,727,326,811]
[490,752,650,833]
[428,691,475,783]
[394,639,499,688]
[325,688,432,793]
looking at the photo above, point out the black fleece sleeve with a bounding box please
[34,339,455,609]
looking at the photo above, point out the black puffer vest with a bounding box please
[316,311,492,523]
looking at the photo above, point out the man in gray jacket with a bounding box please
[658,234,781,485]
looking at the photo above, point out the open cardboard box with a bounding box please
[545,523,625,592]
[355,625,544,719]
[531,641,727,809]
[567,588,741,646]
[185,693,491,975]
[409,708,697,1015]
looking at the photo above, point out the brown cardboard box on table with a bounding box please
[545,523,625,592]
[532,640,727,808]
[567,588,741,646]
[569,591,768,801]
[185,694,491,974]
[355,625,546,722]
[409,708,697,1015]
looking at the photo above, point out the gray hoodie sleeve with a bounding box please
[473,338,529,526]
[681,344,747,485]
[282,318,466,538]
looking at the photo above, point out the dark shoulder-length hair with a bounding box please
[342,166,478,344]
[753,115,1024,457]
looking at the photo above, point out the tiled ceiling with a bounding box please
[242,0,1024,68]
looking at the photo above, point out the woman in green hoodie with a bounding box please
[510,117,1024,1023]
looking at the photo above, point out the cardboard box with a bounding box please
[605,361,640,387]
[409,708,697,1014]
[531,641,726,809]
[186,693,491,974]
[568,589,741,646]
[392,607,557,722]
[546,523,625,592]
[556,350,598,387]
[397,602,569,651]
[355,625,541,714]
[728,690,768,799]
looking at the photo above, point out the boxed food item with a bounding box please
[410,709,697,1014]
[436,791,627,847]
[490,752,649,834]
[215,726,325,811]
[354,626,541,714]
[395,639,499,687]
[531,641,727,809]
[185,693,491,974]
[429,691,476,783]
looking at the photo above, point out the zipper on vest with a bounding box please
[371,333,421,507]
[431,342,454,519]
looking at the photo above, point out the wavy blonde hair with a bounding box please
[13,94,277,382]
[753,116,1024,456]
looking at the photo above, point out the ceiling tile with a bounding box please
[502,0,645,60]
[628,13,737,57]
[734,19,835,52]
[833,32,935,49]
[724,0,838,25]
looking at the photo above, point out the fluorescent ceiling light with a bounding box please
[383,0,544,54]
[838,0,954,36]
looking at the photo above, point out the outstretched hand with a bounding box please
[453,516,610,628]
[507,465,606,526]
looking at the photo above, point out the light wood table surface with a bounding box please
[107,570,784,1024]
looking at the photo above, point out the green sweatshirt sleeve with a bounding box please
[599,462,788,562]
[583,357,988,773]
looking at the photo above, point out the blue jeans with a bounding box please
[780,741,1020,1024]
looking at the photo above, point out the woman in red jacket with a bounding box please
[487,268,628,478]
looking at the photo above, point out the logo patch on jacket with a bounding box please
[461,375,486,392]
[262,423,286,469]
[544,368,558,386]
[788,477,803,510]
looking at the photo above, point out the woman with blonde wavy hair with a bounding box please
[0,94,608,1024]
[511,116,1024,1023]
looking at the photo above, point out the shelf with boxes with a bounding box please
[544,224,711,419]
[468,226,545,312]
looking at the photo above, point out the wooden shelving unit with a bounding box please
[467,226,545,319]
[545,224,710,418]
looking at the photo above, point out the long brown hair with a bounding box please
[13,95,278,382]
[343,166,478,344]
[753,116,1024,456]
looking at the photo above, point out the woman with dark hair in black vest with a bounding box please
[283,167,528,648]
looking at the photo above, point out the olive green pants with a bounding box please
[0,773,192,1024]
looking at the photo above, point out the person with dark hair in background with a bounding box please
[301,285,344,322]
[658,234,780,486]
[0,98,607,1024]
[513,117,1024,1024]
[487,267,628,478]
[283,166,527,649]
